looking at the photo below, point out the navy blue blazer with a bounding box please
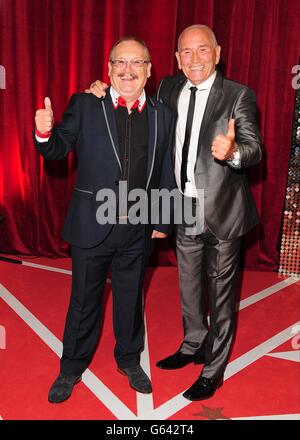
[35,92,176,249]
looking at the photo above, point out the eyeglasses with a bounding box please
[110,59,150,68]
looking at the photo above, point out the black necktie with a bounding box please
[180,86,198,193]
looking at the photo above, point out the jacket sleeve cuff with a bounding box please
[35,128,51,142]
[226,146,241,169]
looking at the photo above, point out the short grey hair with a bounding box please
[178,24,218,50]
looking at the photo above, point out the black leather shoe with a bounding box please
[118,365,152,394]
[48,373,82,403]
[156,350,205,370]
[183,376,223,401]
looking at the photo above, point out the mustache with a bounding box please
[117,73,138,80]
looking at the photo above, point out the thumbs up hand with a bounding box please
[35,97,54,134]
[211,119,236,161]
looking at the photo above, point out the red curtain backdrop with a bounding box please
[0,0,299,269]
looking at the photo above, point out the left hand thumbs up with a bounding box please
[211,118,236,161]
[226,119,235,141]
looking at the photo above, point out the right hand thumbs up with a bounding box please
[35,96,54,135]
[44,96,52,111]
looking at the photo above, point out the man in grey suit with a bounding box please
[86,24,262,401]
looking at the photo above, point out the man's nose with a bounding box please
[191,50,201,62]
[124,61,133,72]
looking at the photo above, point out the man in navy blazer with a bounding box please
[34,37,175,403]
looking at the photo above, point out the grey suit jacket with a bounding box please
[157,71,262,240]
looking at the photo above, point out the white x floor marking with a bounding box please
[0,261,299,420]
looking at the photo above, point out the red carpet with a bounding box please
[0,256,299,420]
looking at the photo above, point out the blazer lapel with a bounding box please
[99,93,161,187]
[100,93,122,171]
[169,78,186,165]
[146,97,158,190]
[199,71,223,140]
[170,77,187,115]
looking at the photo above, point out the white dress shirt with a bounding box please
[175,72,216,197]
[109,87,146,112]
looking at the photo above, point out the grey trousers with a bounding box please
[176,222,241,380]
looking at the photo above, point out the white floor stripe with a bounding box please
[22,261,72,275]
[232,413,300,420]
[224,322,300,379]
[81,370,136,420]
[266,350,300,362]
[238,277,299,310]
[20,262,114,284]
[137,315,154,418]
[0,283,136,420]
[145,321,300,420]
[0,283,63,354]
[16,259,300,312]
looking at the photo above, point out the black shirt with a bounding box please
[115,104,148,194]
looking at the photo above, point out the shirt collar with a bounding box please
[110,86,146,112]
[187,71,217,91]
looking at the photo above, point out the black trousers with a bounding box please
[60,223,147,376]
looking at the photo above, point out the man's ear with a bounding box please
[175,51,182,70]
[108,61,112,78]
[147,62,152,78]
[215,46,221,66]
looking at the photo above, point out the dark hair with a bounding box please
[109,36,151,61]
